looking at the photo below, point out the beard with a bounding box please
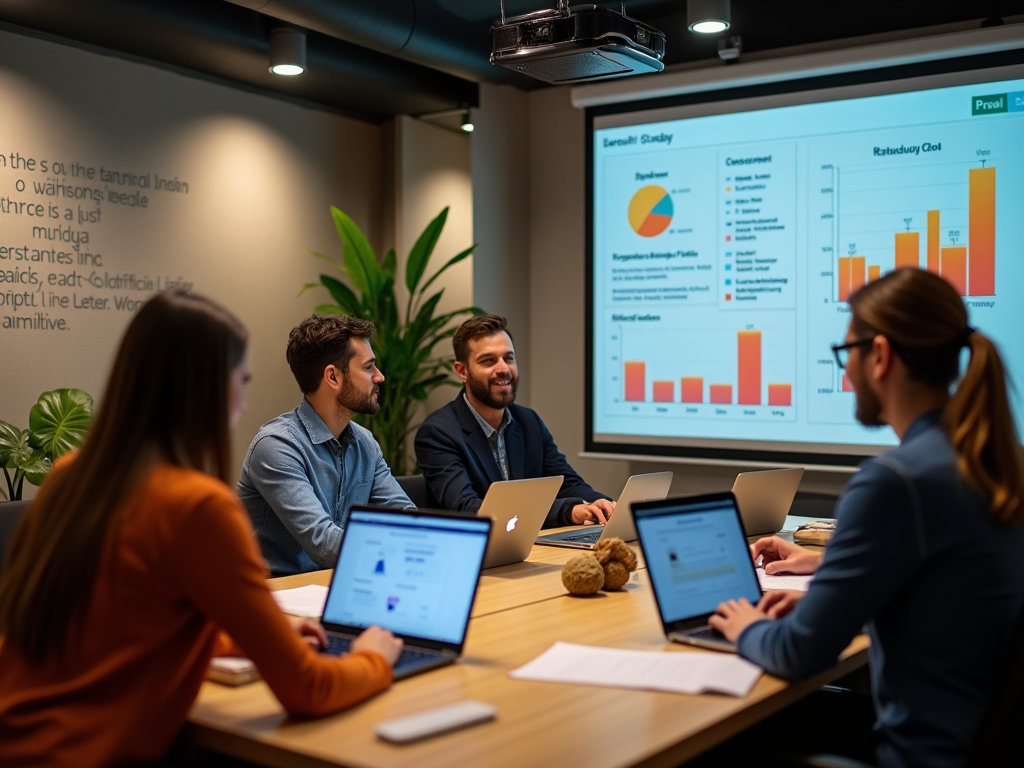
[337,378,380,416]
[852,366,884,428]
[466,370,518,410]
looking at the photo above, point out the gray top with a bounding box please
[237,398,414,576]
[738,410,1024,768]
[463,392,513,482]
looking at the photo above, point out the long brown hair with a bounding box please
[0,291,248,664]
[849,268,1023,523]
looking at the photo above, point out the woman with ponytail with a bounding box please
[709,269,1024,768]
[0,292,401,768]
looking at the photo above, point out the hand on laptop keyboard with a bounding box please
[321,626,403,667]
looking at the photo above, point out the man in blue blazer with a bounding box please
[415,314,615,528]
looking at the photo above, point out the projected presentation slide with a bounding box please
[591,73,1024,458]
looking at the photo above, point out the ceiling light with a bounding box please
[460,111,474,132]
[269,28,306,76]
[688,0,730,34]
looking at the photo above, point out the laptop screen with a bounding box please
[635,496,761,625]
[322,508,490,645]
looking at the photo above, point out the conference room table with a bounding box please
[186,517,866,768]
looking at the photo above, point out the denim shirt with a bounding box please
[238,399,414,576]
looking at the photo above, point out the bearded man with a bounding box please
[415,314,613,529]
[238,315,414,576]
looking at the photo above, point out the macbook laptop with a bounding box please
[633,492,762,653]
[477,476,564,568]
[319,506,491,679]
[731,467,804,536]
[535,471,674,548]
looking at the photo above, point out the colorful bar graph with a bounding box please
[737,330,762,405]
[868,265,881,282]
[850,256,866,293]
[768,384,792,407]
[652,381,674,403]
[941,247,967,296]
[709,384,733,404]
[680,377,703,403]
[968,167,995,296]
[624,361,645,402]
[895,232,920,269]
[927,210,940,273]
[841,374,854,393]
[838,256,852,301]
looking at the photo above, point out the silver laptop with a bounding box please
[633,492,762,653]
[477,476,563,569]
[535,471,674,548]
[731,468,804,536]
[320,506,491,679]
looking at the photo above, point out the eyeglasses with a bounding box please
[831,338,874,370]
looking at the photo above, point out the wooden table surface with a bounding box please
[189,538,865,768]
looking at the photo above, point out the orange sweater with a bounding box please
[0,463,392,768]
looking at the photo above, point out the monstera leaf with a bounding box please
[27,388,94,460]
[0,422,26,468]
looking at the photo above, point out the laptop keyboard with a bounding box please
[557,530,603,545]
[685,627,730,644]
[321,635,440,667]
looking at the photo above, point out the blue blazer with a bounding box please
[414,391,610,528]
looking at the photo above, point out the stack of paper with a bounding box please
[509,642,762,697]
[757,569,812,591]
[271,584,328,618]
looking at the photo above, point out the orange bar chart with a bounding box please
[850,256,866,293]
[868,265,881,282]
[927,210,940,273]
[941,247,967,296]
[838,256,852,301]
[624,361,645,402]
[894,232,920,269]
[709,384,733,404]
[768,384,792,406]
[652,381,674,403]
[680,377,703,403]
[968,167,995,296]
[841,374,854,393]
[737,330,762,405]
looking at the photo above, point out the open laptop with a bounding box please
[731,467,804,536]
[477,476,563,568]
[633,492,762,653]
[319,506,491,679]
[535,471,674,548]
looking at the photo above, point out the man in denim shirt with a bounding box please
[238,315,414,576]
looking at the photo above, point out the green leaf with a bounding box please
[308,249,344,272]
[0,422,25,467]
[405,207,448,294]
[22,452,52,487]
[297,281,322,297]
[319,275,364,317]
[314,304,345,314]
[331,206,380,296]
[419,243,477,296]
[27,388,94,460]
[382,248,397,278]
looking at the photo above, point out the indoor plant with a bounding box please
[301,206,481,475]
[0,388,94,500]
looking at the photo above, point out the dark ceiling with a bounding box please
[0,0,1020,123]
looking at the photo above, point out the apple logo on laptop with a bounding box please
[506,515,518,532]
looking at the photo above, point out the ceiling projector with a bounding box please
[490,2,666,85]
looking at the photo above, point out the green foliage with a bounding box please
[0,388,94,500]
[301,206,482,475]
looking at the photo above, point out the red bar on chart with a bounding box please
[868,265,881,282]
[927,210,940,273]
[737,330,762,405]
[841,374,854,393]
[680,377,703,403]
[652,381,674,403]
[838,256,852,301]
[850,256,866,293]
[940,247,967,296]
[709,384,733,404]
[895,232,920,269]
[968,167,995,296]
[767,384,792,407]
[624,361,645,402]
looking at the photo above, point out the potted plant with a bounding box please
[0,389,94,500]
[301,206,482,475]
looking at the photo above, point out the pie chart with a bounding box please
[628,185,673,237]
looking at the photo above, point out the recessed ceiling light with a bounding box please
[269,28,306,76]
[688,0,730,34]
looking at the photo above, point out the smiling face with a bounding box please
[456,331,518,410]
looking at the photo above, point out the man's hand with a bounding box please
[758,589,805,619]
[708,598,767,643]
[288,616,328,650]
[571,498,616,525]
[750,535,823,575]
[351,625,404,667]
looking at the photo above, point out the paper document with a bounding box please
[509,641,762,697]
[756,568,812,591]
[271,584,328,618]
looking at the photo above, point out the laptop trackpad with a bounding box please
[670,626,736,653]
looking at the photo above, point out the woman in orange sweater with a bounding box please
[0,291,402,768]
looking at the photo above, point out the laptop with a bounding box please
[633,492,762,653]
[477,476,564,568]
[535,471,674,548]
[319,506,491,679]
[731,467,804,536]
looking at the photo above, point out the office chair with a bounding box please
[394,474,430,509]
[0,500,31,569]
[789,491,839,519]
